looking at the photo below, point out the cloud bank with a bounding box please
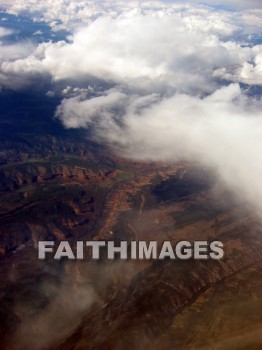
[2,0,261,34]
[0,13,261,90]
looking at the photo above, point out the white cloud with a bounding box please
[213,44,262,85]
[0,42,34,61]
[33,30,44,35]
[0,26,13,37]
[0,34,36,88]
[0,14,260,91]
[4,0,261,32]
[240,9,262,29]
[57,84,262,216]
[189,0,262,9]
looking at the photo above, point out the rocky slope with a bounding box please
[0,148,261,350]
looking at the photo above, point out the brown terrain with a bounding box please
[0,129,261,350]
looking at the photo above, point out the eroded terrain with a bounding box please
[0,91,261,350]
